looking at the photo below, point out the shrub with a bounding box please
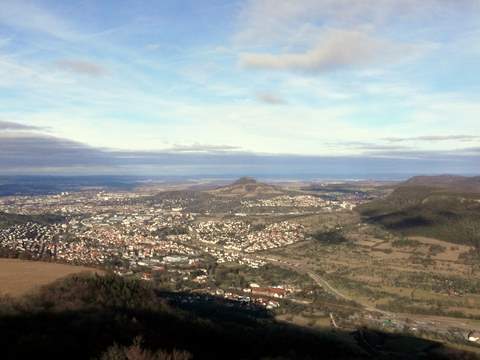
[100,338,192,360]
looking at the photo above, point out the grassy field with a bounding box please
[0,259,101,297]
[268,210,480,321]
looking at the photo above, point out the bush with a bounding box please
[312,230,348,245]
[100,338,192,360]
[23,273,167,312]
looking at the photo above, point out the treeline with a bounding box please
[0,247,40,260]
[312,229,349,245]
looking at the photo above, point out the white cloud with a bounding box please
[255,92,286,105]
[146,43,161,51]
[56,59,108,77]
[166,144,242,153]
[234,0,473,76]
[235,0,479,46]
[384,135,480,143]
[241,29,425,74]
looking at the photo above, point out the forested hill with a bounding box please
[401,175,480,193]
[358,177,480,249]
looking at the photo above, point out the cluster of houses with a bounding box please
[205,283,298,310]
[203,246,266,268]
[242,195,327,208]
[240,195,356,211]
[243,221,305,252]
[192,220,250,245]
[0,222,63,258]
[193,220,305,253]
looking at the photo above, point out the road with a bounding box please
[306,271,351,302]
[256,254,480,335]
[193,236,480,335]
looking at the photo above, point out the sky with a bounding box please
[0,0,479,177]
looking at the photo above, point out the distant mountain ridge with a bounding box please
[401,175,480,193]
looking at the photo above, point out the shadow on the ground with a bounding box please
[0,273,477,360]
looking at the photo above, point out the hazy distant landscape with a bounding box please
[1,175,480,358]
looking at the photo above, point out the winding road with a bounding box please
[256,254,480,335]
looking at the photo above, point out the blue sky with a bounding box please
[0,0,479,176]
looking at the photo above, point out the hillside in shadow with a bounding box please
[358,185,480,249]
[0,273,477,360]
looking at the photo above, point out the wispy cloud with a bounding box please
[0,0,78,41]
[255,92,286,105]
[334,141,409,151]
[56,59,108,77]
[241,29,426,74]
[145,43,162,51]
[0,120,43,131]
[165,144,242,153]
[235,0,479,45]
[384,135,480,142]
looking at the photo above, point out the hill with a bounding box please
[358,177,480,249]
[208,177,285,198]
[0,273,476,360]
[401,175,480,193]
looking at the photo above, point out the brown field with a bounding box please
[0,259,102,297]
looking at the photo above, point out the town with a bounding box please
[2,177,479,351]
[0,179,360,311]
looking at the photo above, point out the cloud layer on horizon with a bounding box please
[0,121,478,176]
[0,120,43,131]
[384,135,480,142]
